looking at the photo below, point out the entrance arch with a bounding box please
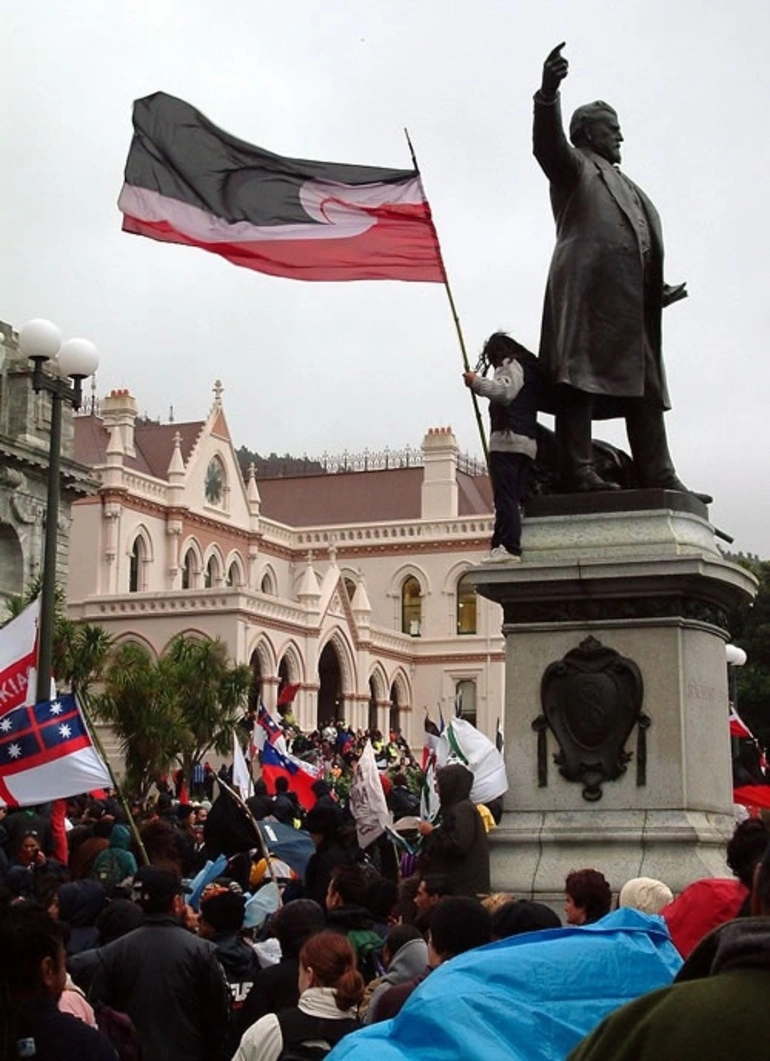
[317,641,342,729]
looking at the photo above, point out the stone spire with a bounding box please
[297,552,321,609]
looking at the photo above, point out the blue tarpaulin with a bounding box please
[329,909,682,1061]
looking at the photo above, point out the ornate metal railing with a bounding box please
[318,447,485,476]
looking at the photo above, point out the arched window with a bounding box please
[455,679,477,727]
[389,682,401,737]
[344,577,357,602]
[226,561,240,588]
[205,556,218,589]
[261,570,275,595]
[129,536,145,593]
[401,576,422,636]
[182,549,195,590]
[456,573,477,635]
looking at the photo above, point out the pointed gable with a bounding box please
[210,409,231,441]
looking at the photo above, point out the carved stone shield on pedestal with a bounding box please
[537,635,646,801]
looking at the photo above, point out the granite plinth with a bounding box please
[473,504,758,901]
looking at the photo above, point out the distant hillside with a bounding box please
[236,445,326,479]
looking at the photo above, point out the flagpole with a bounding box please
[78,691,149,866]
[404,128,489,471]
[217,775,276,885]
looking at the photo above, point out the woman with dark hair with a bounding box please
[0,904,115,1060]
[4,830,66,900]
[233,929,363,1061]
[564,868,612,925]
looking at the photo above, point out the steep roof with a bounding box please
[73,415,204,479]
[258,467,492,527]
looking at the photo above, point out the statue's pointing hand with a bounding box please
[542,42,568,98]
[662,282,688,308]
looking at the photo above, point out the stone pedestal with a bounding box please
[472,491,757,903]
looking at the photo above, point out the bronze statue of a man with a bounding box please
[533,44,707,499]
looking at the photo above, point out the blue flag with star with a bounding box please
[0,693,111,807]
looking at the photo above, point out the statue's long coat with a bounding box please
[533,94,671,417]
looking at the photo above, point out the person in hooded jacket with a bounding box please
[302,803,355,910]
[90,823,138,892]
[58,879,107,956]
[417,764,490,897]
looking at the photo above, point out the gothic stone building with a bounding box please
[68,382,505,749]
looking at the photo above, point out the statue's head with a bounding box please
[570,101,623,164]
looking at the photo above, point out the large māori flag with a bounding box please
[118,92,444,282]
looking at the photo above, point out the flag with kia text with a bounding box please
[0,599,39,716]
[0,693,111,808]
[119,92,444,283]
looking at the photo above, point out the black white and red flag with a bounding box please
[118,92,444,283]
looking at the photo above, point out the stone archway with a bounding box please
[0,523,23,606]
[318,641,342,729]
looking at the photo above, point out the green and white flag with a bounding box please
[437,717,508,805]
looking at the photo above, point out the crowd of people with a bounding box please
[2,766,770,1061]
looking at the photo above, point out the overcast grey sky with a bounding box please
[3,1,769,556]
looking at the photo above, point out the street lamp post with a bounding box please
[725,643,747,714]
[18,319,99,705]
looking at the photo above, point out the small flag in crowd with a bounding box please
[420,712,441,821]
[232,730,254,800]
[421,712,442,774]
[438,717,508,806]
[420,755,440,824]
[348,741,392,849]
[257,702,285,747]
[119,92,444,283]
[0,693,111,808]
[276,683,301,707]
[260,740,318,810]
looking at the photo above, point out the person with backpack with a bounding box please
[232,930,363,1061]
[90,824,137,893]
[324,864,385,985]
